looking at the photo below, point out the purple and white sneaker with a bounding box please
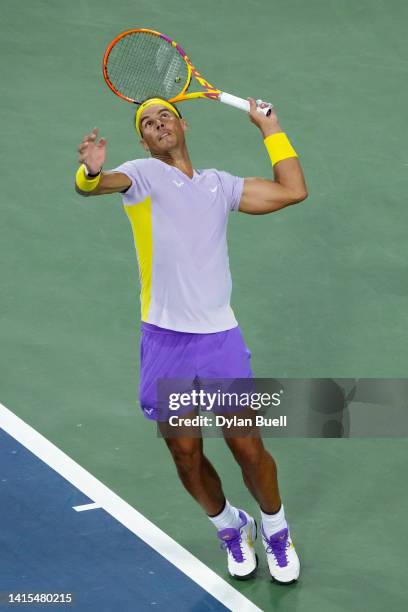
[262,526,300,584]
[217,510,258,580]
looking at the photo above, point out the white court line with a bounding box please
[73,502,102,512]
[0,402,262,612]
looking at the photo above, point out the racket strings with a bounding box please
[106,32,189,103]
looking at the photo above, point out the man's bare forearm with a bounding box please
[260,122,307,201]
[271,157,307,201]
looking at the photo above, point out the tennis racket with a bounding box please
[103,28,272,116]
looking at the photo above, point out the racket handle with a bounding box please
[219,92,273,116]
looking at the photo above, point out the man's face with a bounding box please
[139,104,187,152]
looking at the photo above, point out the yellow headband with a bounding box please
[135,98,181,137]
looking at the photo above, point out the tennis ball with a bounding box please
[175,76,181,83]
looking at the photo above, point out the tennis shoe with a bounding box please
[262,526,300,584]
[217,510,258,580]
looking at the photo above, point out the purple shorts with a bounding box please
[139,322,253,420]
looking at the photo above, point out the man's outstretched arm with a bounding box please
[239,99,308,215]
[75,128,131,196]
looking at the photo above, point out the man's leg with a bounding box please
[159,432,225,516]
[224,434,281,512]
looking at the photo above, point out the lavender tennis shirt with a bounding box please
[112,157,244,333]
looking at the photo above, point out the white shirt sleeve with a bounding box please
[214,170,245,212]
[110,159,152,205]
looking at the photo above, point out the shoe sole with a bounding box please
[231,519,258,581]
[271,576,298,585]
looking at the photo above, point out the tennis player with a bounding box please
[75,97,307,584]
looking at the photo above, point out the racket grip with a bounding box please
[219,92,273,116]
[219,92,250,112]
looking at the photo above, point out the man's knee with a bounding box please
[165,438,204,474]
[226,437,266,468]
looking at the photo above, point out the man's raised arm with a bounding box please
[74,127,131,196]
[239,99,308,215]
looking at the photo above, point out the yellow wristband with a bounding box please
[264,132,298,167]
[75,164,101,192]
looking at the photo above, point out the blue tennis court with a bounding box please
[0,407,260,612]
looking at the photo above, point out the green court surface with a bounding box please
[1,0,408,610]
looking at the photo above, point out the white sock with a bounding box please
[208,499,241,531]
[261,504,288,538]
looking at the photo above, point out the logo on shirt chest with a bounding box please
[172,180,184,188]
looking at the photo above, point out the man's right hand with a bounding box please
[77,128,106,174]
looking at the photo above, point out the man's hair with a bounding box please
[134,97,182,137]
